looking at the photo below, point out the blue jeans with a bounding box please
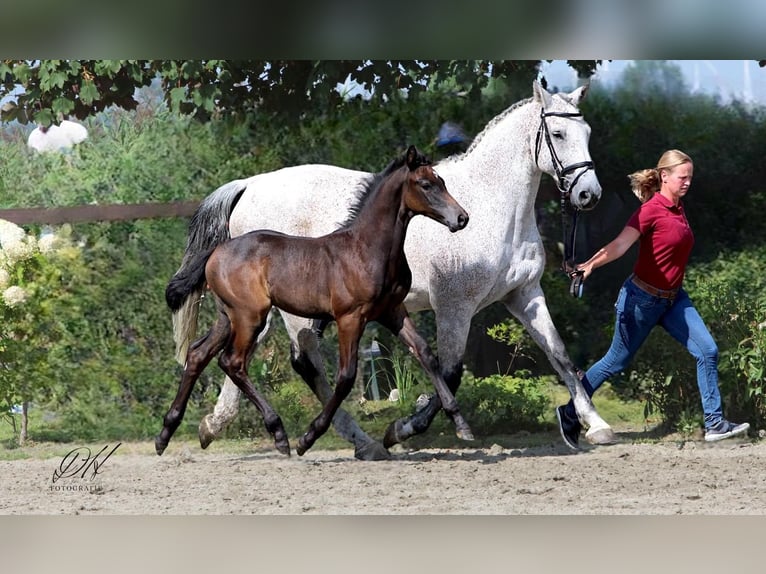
[564,277,723,429]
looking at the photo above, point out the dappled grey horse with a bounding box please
[170,80,617,460]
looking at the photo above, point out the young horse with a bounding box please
[156,146,471,457]
[171,81,618,460]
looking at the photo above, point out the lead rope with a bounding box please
[563,205,584,298]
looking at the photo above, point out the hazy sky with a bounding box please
[542,60,765,105]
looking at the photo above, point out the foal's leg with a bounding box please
[198,311,274,449]
[503,283,616,445]
[283,313,390,461]
[295,314,364,456]
[380,304,474,448]
[218,310,290,456]
[156,313,230,455]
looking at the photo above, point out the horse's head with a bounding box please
[403,145,469,232]
[532,81,602,211]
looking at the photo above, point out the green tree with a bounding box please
[0,60,602,126]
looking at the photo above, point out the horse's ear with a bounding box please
[568,83,589,106]
[533,80,553,109]
[405,145,418,170]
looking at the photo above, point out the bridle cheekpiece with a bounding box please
[534,105,595,298]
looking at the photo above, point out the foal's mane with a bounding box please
[336,149,431,230]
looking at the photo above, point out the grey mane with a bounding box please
[336,149,430,230]
[439,97,534,165]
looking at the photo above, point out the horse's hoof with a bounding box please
[275,438,291,457]
[457,428,475,442]
[296,436,309,456]
[198,416,216,450]
[155,437,167,456]
[585,426,619,446]
[354,441,391,461]
[383,420,403,449]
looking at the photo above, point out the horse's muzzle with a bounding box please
[449,212,469,232]
[576,189,600,211]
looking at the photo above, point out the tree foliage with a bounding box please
[0,60,601,126]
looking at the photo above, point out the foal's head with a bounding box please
[401,145,469,232]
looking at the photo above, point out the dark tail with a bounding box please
[170,179,247,363]
[165,246,215,312]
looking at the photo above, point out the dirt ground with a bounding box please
[2,431,765,515]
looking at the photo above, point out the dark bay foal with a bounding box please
[156,145,472,456]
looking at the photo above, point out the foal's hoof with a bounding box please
[585,426,619,446]
[296,436,310,457]
[198,416,216,450]
[354,440,391,461]
[275,438,291,457]
[383,420,404,449]
[155,437,167,456]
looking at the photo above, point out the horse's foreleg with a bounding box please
[284,314,390,461]
[198,310,274,449]
[156,316,230,455]
[296,316,363,456]
[503,286,617,446]
[219,314,290,456]
[380,305,474,447]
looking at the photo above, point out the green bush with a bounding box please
[685,248,766,427]
[456,372,552,434]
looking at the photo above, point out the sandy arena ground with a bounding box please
[2,433,764,515]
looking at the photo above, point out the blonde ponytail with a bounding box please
[628,168,660,203]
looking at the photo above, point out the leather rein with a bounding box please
[534,106,595,297]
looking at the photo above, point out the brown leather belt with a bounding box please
[630,274,679,300]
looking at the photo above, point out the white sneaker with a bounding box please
[704,420,750,442]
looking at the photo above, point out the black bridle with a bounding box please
[534,106,595,297]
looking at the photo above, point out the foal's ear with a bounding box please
[405,145,419,170]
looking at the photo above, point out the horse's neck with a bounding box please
[451,104,542,235]
[351,182,410,268]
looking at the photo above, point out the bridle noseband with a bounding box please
[534,106,595,298]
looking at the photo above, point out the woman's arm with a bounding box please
[576,225,641,279]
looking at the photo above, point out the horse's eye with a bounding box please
[419,179,433,190]
[552,131,564,139]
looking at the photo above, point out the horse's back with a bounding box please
[229,164,369,239]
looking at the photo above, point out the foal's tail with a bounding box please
[169,179,248,364]
[165,245,215,311]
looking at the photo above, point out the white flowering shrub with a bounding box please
[0,219,84,432]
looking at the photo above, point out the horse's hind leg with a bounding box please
[382,305,474,447]
[503,284,616,445]
[156,312,230,455]
[219,311,291,456]
[379,305,474,448]
[283,313,390,461]
[198,310,274,449]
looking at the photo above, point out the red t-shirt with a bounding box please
[626,192,694,290]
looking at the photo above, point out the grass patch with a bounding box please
[545,381,654,432]
[0,380,661,460]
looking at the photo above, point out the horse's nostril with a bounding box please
[458,213,469,228]
[579,190,599,210]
